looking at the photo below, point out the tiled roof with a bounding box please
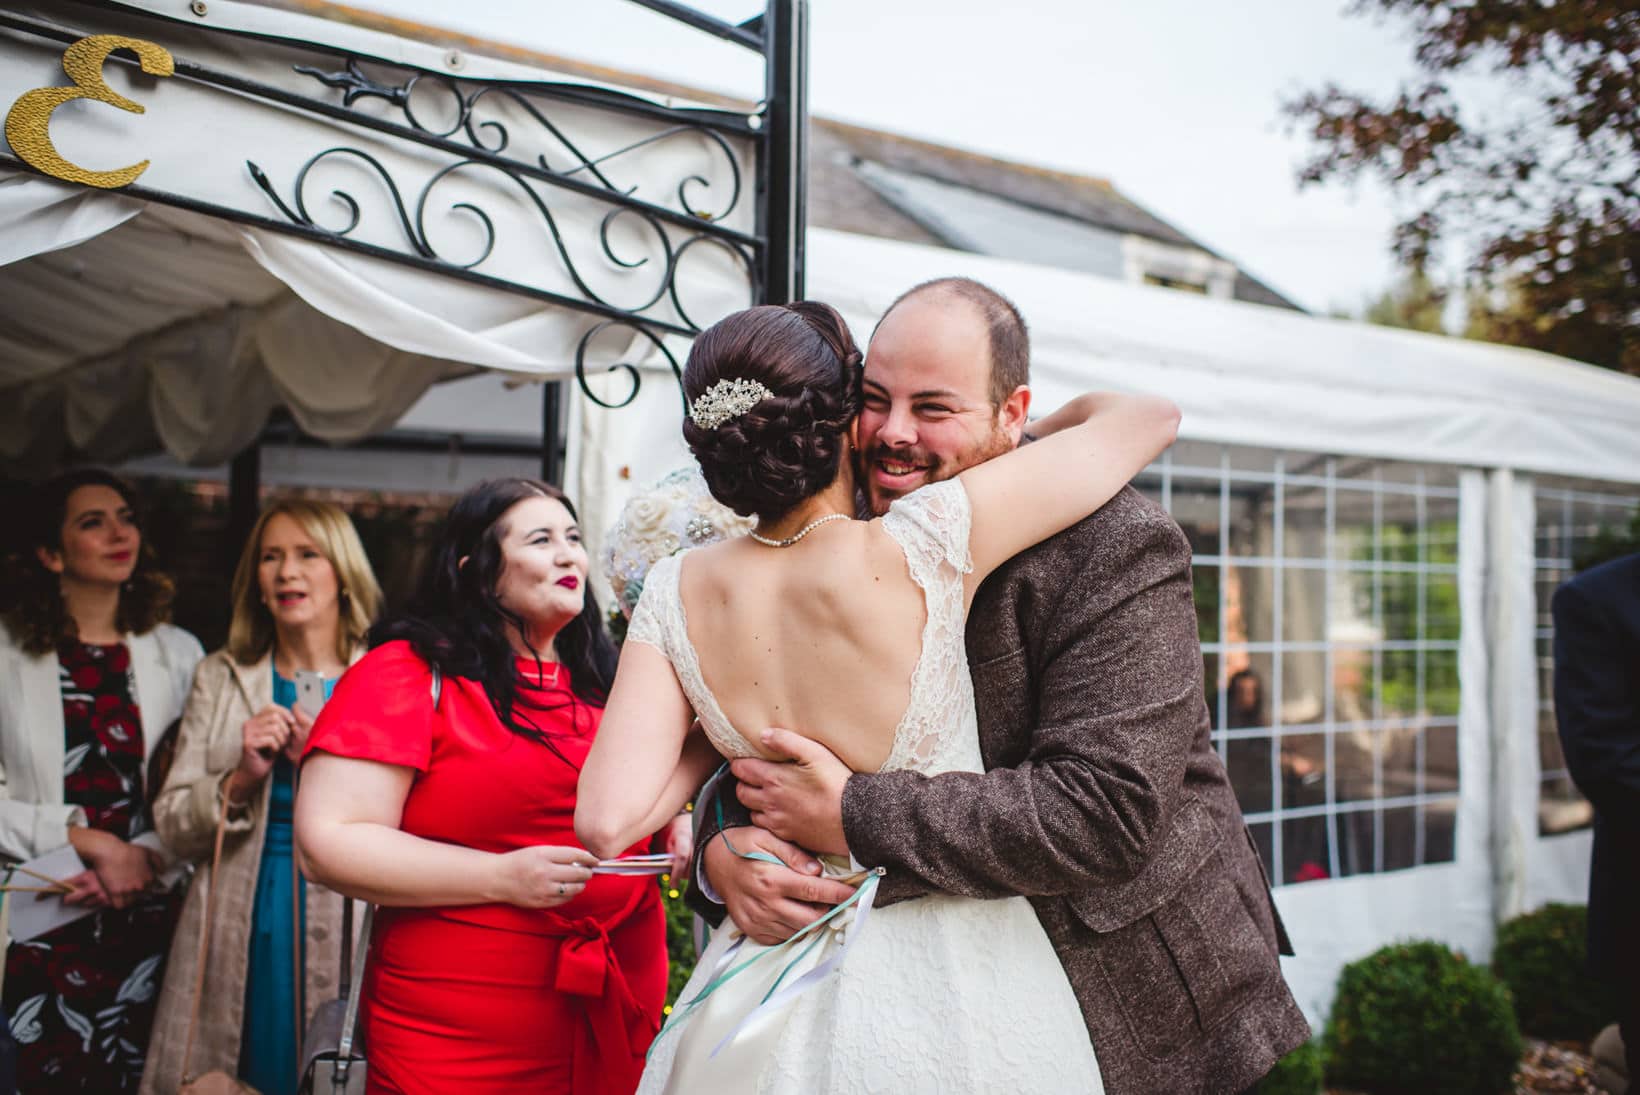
[815,119,1197,248]
[813,121,1300,309]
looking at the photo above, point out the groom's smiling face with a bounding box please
[856,293,1028,516]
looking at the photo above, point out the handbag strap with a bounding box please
[180,785,232,1083]
[336,903,372,1061]
[337,885,353,997]
[291,765,306,1079]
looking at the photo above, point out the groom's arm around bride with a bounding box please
[700,485,1310,1094]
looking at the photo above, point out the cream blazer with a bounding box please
[0,621,203,863]
[139,647,361,1095]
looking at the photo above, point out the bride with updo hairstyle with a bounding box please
[680,301,862,525]
[579,299,1183,1094]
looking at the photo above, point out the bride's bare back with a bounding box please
[677,519,930,773]
[578,387,1180,858]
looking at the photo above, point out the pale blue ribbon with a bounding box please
[705,867,881,1058]
[649,788,883,1060]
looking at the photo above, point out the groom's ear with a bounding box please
[997,384,1031,446]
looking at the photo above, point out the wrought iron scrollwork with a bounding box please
[291,59,408,108]
[0,0,792,436]
[667,234,757,332]
[249,148,432,257]
[292,63,744,224]
[573,320,687,412]
[248,147,756,333]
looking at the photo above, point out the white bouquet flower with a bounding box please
[604,466,755,618]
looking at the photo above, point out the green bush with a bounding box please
[1256,1039,1323,1095]
[1324,940,1523,1095]
[1492,902,1618,1041]
[662,876,699,1008]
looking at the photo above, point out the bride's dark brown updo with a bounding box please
[682,301,863,525]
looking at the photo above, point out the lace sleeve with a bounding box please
[623,554,677,655]
[879,478,974,579]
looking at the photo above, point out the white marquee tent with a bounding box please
[291,224,1640,1022]
[6,0,1640,1034]
[618,229,1640,1021]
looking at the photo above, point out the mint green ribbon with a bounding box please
[649,785,882,1061]
[650,871,880,1060]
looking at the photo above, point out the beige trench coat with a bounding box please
[139,648,360,1094]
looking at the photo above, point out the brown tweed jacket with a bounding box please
[843,486,1309,1094]
[691,486,1309,1094]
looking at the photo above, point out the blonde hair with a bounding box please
[226,500,383,666]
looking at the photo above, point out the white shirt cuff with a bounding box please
[694,844,724,905]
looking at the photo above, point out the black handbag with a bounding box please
[295,901,370,1095]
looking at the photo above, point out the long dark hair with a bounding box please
[0,469,175,656]
[373,478,618,761]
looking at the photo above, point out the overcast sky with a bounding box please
[349,0,1438,314]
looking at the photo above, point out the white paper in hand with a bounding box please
[591,853,672,876]
[6,844,94,943]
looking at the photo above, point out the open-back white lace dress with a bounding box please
[625,480,1103,1095]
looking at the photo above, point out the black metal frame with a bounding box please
[1,0,808,485]
[762,0,808,304]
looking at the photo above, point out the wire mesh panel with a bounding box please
[1142,441,1465,886]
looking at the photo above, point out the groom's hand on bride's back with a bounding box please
[731,728,851,856]
[702,827,857,945]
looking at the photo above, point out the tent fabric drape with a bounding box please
[0,171,142,268]
[0,172,715,468]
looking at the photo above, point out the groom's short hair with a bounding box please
[877,277,1029,409]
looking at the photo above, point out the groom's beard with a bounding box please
[856,425,1016,517]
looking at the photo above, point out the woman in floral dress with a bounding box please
[0,470,202,1093]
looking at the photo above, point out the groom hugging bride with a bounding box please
[577,279,1309,1094]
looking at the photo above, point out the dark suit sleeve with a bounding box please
[1553,579,1640,828]
[842,509,1203,904]
[681,767,753,925]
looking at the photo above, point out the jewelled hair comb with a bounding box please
[688,377,772,430]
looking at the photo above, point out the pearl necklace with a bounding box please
[749,512,849,548]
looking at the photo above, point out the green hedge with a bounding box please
[1256,1039,1323,1095]
[1491,903,1617,1041]
[1324,941,1522,1095]
[662,876,698,1008]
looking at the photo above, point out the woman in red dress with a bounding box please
[294,479,685,1095]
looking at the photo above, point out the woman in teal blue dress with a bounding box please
[242,664,337,1089]
[140,500,382,1095]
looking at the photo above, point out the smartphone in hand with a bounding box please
[294,669,328,717]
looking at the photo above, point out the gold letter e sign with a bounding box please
[5,35,175,189]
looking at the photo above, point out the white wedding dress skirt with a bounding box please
[642,883,1100,1095]
[626,481,1104,1095]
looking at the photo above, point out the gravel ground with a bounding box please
[1512,1039,1610,1095]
